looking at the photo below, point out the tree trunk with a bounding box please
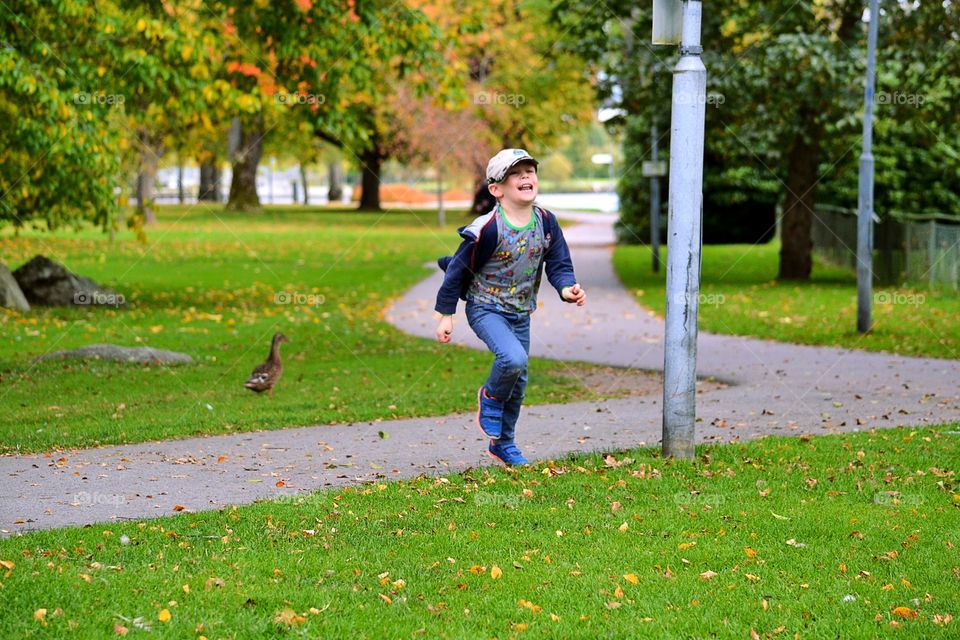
[327,161,343,202]
[177,163,185,204]
[198,161,221,202]
[358,144,383,211]
[777,1,861,280]
[778,113,825,281]
[299,164,310,205]
[136,129,162,224]
[227,114,264,212]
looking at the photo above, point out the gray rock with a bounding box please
[12,255,124,307]
[0,262,29,311]
[35,344,193,365]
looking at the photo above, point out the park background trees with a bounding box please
[2,0,957,265]
[1,0,595,223]
[556,0,960,280]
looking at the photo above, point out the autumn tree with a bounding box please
[390,86,491,224]
[0,0,123,231]
[413,0,595,207]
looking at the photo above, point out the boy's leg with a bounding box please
[499,313,531,444]
[466,305,528,402]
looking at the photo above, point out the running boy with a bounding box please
[434,149,586,466]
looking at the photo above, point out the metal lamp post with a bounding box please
[857,0,881,334]
[656,0,706,459]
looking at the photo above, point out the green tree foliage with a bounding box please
[818,2,960,215]
[0,1,123,231]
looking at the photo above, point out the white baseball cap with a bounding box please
[486,148,539,184]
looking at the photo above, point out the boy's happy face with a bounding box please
[488,161,538,206]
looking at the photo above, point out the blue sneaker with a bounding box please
[488,440,529,466]
[476,386,503,439]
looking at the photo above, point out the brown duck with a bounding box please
[244,332,289,395]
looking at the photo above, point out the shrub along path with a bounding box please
[2,212,958,534]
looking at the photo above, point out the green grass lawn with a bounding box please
[614,243,960,359]
[0,205,608,454]
[1,426,956,638]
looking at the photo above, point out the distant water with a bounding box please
[151,164,621,212]
[537,192,619,213]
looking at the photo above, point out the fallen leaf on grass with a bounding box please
[623,573,639,585]
[699,570,718,580]
[34,608,47,626]
[157,609,171,623]
[490,565,503,579]
[274,608,307,624]
[744,547,758,558]
[518,599,541,613]
[114,623,129,635]
[204,577,224,590]
[892,606,918,619]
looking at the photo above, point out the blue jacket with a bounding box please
[434,206,577,315]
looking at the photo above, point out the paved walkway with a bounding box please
[3,212,959,535]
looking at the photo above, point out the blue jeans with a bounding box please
[465,302,531,443]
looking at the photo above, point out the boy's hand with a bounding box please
[562,283,586,306]
[436,315,454,343]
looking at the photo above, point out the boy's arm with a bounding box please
[543,216,581,302]
[435,236,477,315]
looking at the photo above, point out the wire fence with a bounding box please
[812,205,960,290]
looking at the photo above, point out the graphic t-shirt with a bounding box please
[467,207,547,313]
